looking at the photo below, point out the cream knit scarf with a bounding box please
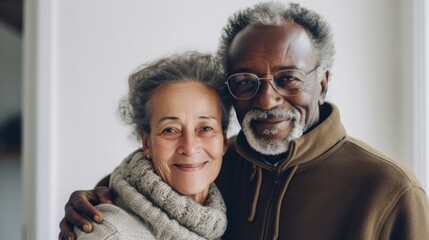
[110,150,227,240]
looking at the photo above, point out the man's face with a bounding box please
[228,22,328,155]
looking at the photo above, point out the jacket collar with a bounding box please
[234,102,347,171]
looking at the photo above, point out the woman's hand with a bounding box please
[58,186,113,240]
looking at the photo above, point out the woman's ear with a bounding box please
[141,134,152,160]
[319,70,330,105]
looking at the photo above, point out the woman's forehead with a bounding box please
[148,81,222,122]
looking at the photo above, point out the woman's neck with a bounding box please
[186,187,209,205]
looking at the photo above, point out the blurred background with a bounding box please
[0,0,428,239]
[0,0,22,239]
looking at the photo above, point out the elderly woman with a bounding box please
[74,52,231,240]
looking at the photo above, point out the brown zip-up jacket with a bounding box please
[216,103,429,240]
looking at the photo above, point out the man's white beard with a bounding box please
[242,108,305,155]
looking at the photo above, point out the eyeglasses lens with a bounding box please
[227,74,259,99]
[227,70,306,100]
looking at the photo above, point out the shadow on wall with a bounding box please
[0,0,23,157]
[0,114,21,155]
[0,0,23,34]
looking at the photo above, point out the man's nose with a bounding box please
[177,132,200,156]
[253,80,284,110]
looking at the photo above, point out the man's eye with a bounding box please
[277,75,296,82]
[238,79,254,85]
[234,78,256,89]
[275,75,302,87]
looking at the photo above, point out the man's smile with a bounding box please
[252,117,292,128]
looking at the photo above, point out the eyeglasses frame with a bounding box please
[225,64,320,100]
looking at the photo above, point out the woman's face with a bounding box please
[142,81,227,204]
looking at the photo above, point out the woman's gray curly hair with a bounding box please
[217,2,335,77]
[119,51,232,137]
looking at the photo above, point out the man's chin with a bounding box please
[241,108,305,155]
[243,125,305,155]
[251,129,290,141]
[246,135,290,156]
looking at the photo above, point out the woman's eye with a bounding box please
[198,126,220,137]
[201,126,213,132]
[161,127,178,134]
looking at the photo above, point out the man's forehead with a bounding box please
[228,22,316,71]
[244,22,303,34]
[228,52,298,73]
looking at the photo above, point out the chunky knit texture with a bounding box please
[75,150,227,239]
[75,204,157,240]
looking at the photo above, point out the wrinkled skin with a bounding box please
[229,23,328,144]
[142,81,226,204]
[59,81,227,239]
[58,22,330,240]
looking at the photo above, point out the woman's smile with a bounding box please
[173,161,209,171]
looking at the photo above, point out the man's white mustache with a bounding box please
[246,108,298,121]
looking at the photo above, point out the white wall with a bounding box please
[23,0,420,239]
[425,0,429,191]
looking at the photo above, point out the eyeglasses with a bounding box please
[225,65,319,100]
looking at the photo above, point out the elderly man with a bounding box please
[60,2,429,240]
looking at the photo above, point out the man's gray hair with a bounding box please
[217,2,335,76]
[120,51,232,137]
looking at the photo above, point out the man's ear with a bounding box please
[319,70,330,105]
[141,134,152,159]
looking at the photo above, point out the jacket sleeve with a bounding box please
[379,186,429,240]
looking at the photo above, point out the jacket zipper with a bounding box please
[259,172,281,240]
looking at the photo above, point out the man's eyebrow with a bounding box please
[230,67,255,73]
[231,65,300,74]
[272,65,300,72]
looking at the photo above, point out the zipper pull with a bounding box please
[274,174,280,185]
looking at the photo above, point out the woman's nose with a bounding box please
[177,132,200,156]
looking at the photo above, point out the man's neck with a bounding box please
[303,103,329,134]
[260,151,289,166]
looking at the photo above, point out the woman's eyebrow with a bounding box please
[198,115,218,120]
[156,115,219,126]
[156,116,179,126]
